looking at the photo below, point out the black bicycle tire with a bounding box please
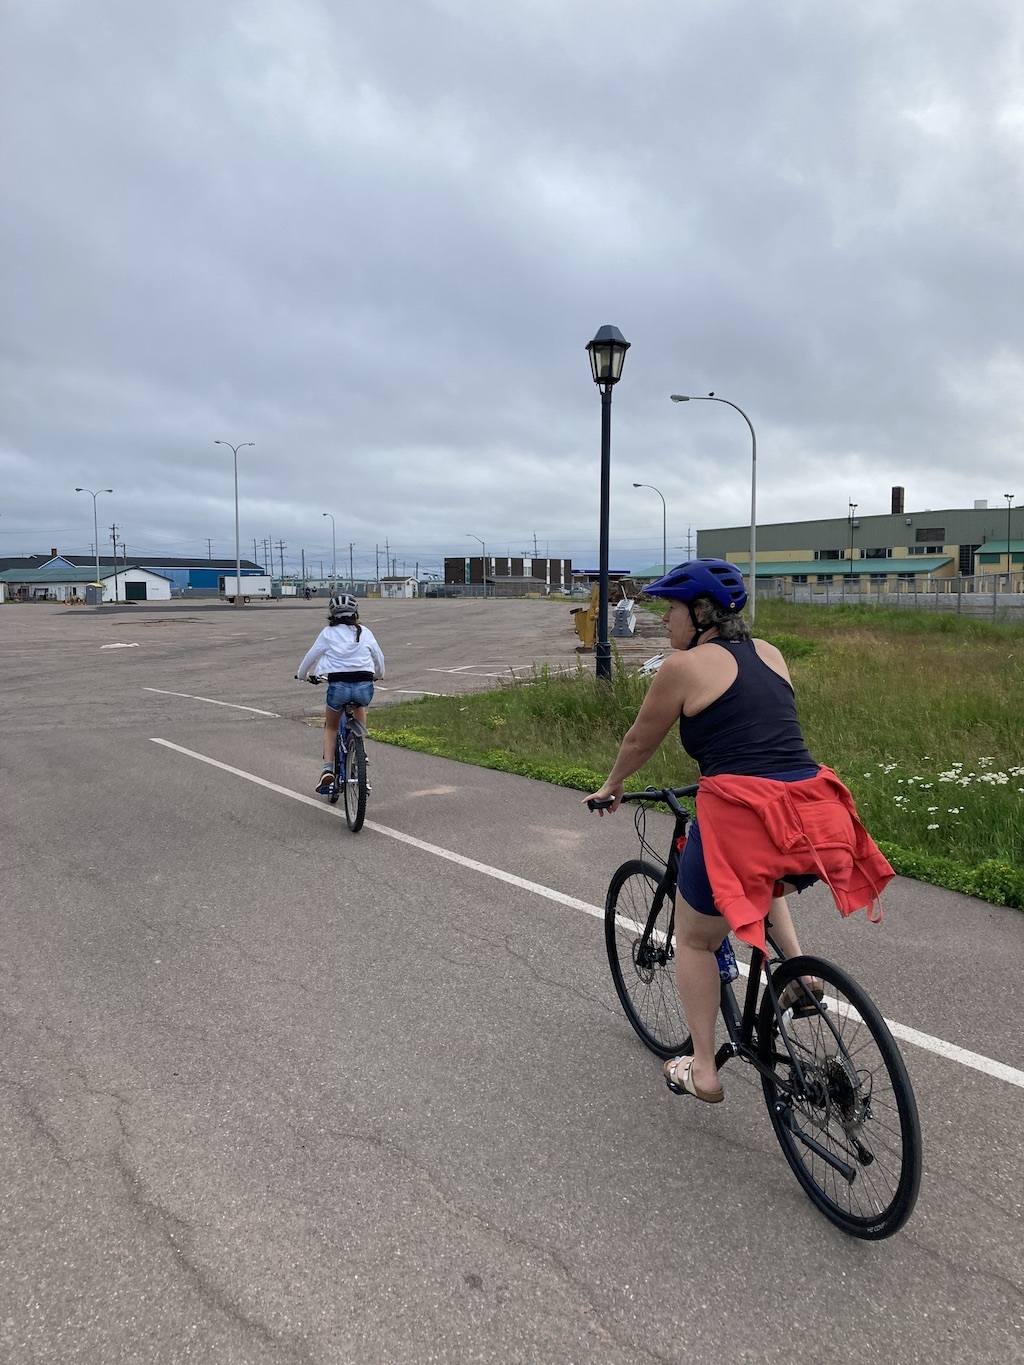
[344,733,367,832]
[757,954,922,1239]
[604,859,691,1059]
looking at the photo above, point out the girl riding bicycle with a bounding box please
[295,595,385,793]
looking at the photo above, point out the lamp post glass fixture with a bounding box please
[587,325,630,680]
[214,440,254,607]
[670,393,757,622]
[75,487,113,600]
[466,534,486,596]
[323,512,336,591]
[633,483,667,576]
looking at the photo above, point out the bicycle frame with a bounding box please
[623,786,858,1184]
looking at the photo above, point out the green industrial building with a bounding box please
[694,490,1022,594]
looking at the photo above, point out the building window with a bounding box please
[916,528,945,542]
[789,574,808,583]
[814,549,842,560]
[897,573,917,581]
[908,545,942,555]
[978,553,1000,564]
[816,574,834,584]
[869,573,888,582]
[959,544,980,575]
[863,547,891,558]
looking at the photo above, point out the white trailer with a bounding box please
[218,574,274,602]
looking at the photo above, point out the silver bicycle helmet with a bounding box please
[328,593,359,624]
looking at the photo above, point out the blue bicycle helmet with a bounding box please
[644,558,748,612]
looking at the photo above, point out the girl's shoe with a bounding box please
[315,765,335,794]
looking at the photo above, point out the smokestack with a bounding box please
[51,547,58,557]
[890,487,904,515]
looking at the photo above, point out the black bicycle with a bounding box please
[597,784,922,1240]
[307,677,369,832]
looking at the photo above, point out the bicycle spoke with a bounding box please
[605,861,689,1058]
[759,956,921,1239]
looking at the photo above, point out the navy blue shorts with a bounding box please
[326,680,374,710]
[677,769,820,917]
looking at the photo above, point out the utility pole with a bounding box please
[375,544,380,580]
[301,549,306,583]
[109,524,120,602]
[253,539,259,567]
[276,539,286,580]
[349,543,354,581]
[206,538,213,559]
[533,532,538,557]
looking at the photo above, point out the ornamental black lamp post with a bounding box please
[586,325,630,681]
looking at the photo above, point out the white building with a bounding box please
[378,575,418,599]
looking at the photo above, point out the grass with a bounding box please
[369,601,1024,909]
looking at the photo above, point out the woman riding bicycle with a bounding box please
[585,558,892,1105]
[296,595,385,793]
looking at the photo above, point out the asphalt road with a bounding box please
[2,598,1022,1365]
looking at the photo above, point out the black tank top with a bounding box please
[678,639,817,777]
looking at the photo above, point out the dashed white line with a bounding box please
[144,688,279,717]
[149,737,1024,1091]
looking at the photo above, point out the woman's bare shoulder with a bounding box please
[752,636,793,681]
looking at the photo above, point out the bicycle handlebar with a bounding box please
[620,785,698,818]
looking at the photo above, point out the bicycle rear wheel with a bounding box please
[758,954,922,1239]
[605,860,690,1059]
[344,732,368,832]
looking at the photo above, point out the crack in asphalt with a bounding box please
[298,1120,681,1365]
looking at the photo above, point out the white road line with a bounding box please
[144,688,279,717]
[150,737,1024,1091]
[376,686,443,696]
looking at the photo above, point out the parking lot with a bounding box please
[2,598,1022,1365]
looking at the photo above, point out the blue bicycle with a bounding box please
[307,677,369,832]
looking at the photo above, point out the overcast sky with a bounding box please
[2,0,1022,578]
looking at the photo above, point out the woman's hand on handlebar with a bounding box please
[583,782,623,815]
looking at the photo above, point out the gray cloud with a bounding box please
[2,0,1022,576]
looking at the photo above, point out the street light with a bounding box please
[587,325,631,680]
[214,440,254,608]
[75,487,113,600]
[1006,494,1015,589]
[670,393,757,622]
[633,483,667,577]
[466,533,486,596]
[323,512,336,591]
[848,502,858,593]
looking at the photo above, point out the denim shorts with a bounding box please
[326,680,374,710]
[677,768,820,917]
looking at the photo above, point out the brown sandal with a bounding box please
[663,1056,725,1103]
[779,977,825,1017]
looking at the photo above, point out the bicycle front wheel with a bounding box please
[758,954,922,1239]
[344,733,368,832]
[604,860,690,1059]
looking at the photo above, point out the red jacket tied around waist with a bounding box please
[695,767,895,955]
